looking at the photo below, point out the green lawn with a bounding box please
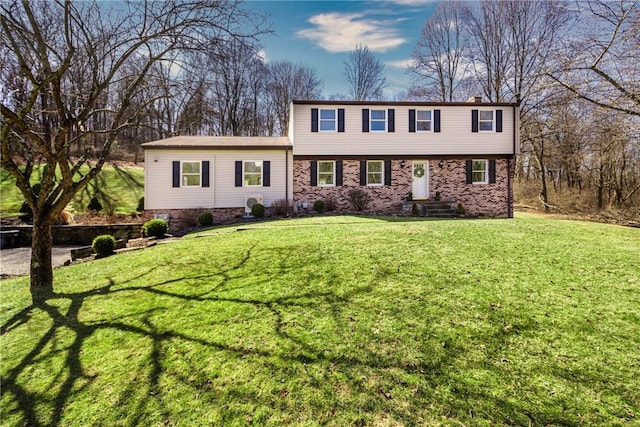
[0,164,144,216]
[1,214,639,426]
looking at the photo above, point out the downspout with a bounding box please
[507,157,512,218]
[285,147,289,206]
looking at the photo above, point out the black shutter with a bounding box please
[465,160,473,184]
[202,161,210,187]
[409,109,416,133]
[471,109,479,133]
[263,161,270,187]
[434,109,441,133]
[496,110,503,133]
[235,161,243,187]
[489,160,496,183]
[384,160,392,186]
[336,160,343,186]
[172,161,180,187]
[310,161,318,186]
[388,109,395,132]
[360,160,367,185]
[362,109,369,132]
[338,109,345,132]
[311,108,319,132]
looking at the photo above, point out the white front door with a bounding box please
[412,161,429,200]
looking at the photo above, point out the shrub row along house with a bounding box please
[143,98,519,227]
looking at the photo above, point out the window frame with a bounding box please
[370,109,387,132]
[478,110,494,132]
[416,110,433,132]
[366,160,384,186]
[319,109,337,132]
[243,160,263,187]
[181,161,201,187]
[472,159,489,184]
[317,160,336,187]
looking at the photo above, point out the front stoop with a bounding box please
[402,200,457,218]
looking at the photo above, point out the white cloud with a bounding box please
[387,58,413,69]
[296,12,406,53]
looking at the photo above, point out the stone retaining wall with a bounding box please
[7,224,143,247]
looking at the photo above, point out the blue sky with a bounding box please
[245,0,438,98]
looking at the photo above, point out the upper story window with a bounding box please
[243,161,262,187]
[472,109,502,133]
[370,110,386,131]
[320,109,336,131]
[181,161,201,187]
[367,160,384,186]
[472,160,488,184]
[318,161,335,186]
[416,110,432,131]
[479,110,494,131]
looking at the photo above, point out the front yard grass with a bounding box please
[1,214,639,425]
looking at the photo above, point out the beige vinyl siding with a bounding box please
[145,149,292,210]
[291,104,517,156]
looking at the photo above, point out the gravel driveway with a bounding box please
[0,246,83,278]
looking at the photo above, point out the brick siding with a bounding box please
[293,158,512,217]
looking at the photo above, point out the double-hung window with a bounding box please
[318,161,335,186]
[416,110,432,131]
[243,161,262,187]
[320,109,337,131]
[370,110,386,131]
[181,161,201,187]
[472,160,488,184]
[367,160,384,186]
[479,110,494,131]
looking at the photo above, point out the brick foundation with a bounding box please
[145,208,246,231]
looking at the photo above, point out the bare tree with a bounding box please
[0,0,262,296]
[266,61,323,136]
[463,0,568,105]
[546,0,640,117]
[409,1,469,102]
[208,38,267,136]
[343,45,387,101]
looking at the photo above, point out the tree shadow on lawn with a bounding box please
[1,244,623,426]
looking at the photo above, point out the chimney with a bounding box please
[467,96,482,103]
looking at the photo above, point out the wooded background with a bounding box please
[3,0,639,220]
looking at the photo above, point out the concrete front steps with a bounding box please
[401,200,457,217]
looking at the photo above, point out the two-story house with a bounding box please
[142,98,519,228]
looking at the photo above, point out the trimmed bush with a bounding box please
[87,196,102,212]
[136,197,145,212]
[142,218,168,238]
[251,203,265,218]
[313,200,326,213]
[456,203,466,216]
[92,234,116,257]
[197,211,214,226]
[347,188,370,211]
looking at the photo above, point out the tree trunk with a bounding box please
[30,214,54,301]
